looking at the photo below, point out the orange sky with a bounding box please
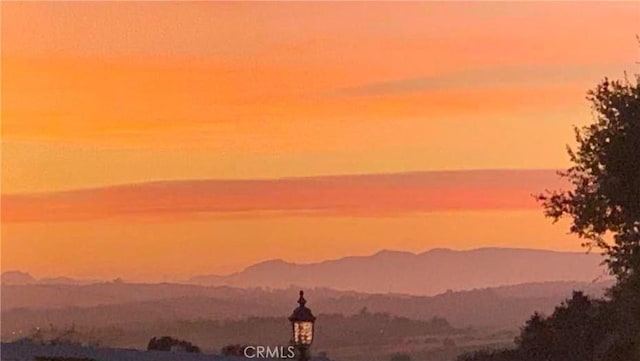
[2,2,639,280]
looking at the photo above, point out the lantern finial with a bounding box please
[298,290,306,306]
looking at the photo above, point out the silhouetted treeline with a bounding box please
[4,281,609,334]
[319,309,455,347]
[457,284,639,361]
[154,310,457,349]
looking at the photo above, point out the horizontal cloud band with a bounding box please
[2,169,566,222]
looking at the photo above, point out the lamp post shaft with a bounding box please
[298,345,310,361]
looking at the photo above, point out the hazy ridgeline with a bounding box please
[2,280,611,328]
[186,248,604,295]
[0,248,614,360]
[1,279,611,361]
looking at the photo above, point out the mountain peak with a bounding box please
[242,259,294,272]
[421,247,455,255]
[372,249,415,257]
[186,247,606,295]
[1,270,36,285]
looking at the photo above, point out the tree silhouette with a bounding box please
[459,72,640,361]
[537,75,640,280]
[515,312,554,360]
[534,74,640,361]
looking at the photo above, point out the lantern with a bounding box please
[289,290,316,360]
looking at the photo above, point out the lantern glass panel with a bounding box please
[293,321,313,345]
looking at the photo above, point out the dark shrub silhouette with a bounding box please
[35,359,97,361]
[390,353,411,361]
[456,349,520,361]
[147,336,200,353]
[459,291,635,361]
[221,344,250,356]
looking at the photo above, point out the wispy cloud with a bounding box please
[332,64,630,97]
[2,169,566,222]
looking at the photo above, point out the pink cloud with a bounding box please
[2,169,567,222]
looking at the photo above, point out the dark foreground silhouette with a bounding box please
[459,69,640,361]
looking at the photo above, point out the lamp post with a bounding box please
[289,290,316,361]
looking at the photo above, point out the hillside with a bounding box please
[188,248,606,295]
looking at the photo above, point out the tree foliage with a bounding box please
[537,75,640,279]
[457,291,638,361]
[460,73,640,361]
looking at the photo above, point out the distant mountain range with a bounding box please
[187,248,608,295]
[1,252,614,353]
[3,248,608,296]
[1,270,99,286]
[0,248,614,359]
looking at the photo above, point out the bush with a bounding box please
[221,344,250,356]
[390,353,411,361]
[457,289,640,361]
[147,336,200,353]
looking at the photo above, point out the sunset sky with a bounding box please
[2,2,639,281]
